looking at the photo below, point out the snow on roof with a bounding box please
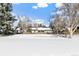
[31,27,52,31]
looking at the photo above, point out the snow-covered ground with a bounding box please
[0,34,79,56]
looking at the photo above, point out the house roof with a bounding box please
[31,27,52,31]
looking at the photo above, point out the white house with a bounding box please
[31,27,52,34]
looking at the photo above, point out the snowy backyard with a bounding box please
[0,34,79,56]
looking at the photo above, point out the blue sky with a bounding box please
[12,3,57,26]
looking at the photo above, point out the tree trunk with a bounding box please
[57,30,59,37]
[68,28,73,38]
[70,30,73,38]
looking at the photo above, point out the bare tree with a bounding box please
[17,16,32,33]
[50,3,79,37]
[53,14,65,34]
[50,9,65,34]
[61,3,79,37]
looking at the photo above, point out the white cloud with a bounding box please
[32,6,38,9]
[32,19,44,24]
[32,3,48,9]
[55,3,63,8]
[37,3,48,8]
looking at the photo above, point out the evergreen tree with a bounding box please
[0,3,16,35]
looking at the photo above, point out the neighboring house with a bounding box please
[30,19,53,34]
[31,27,52,34]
